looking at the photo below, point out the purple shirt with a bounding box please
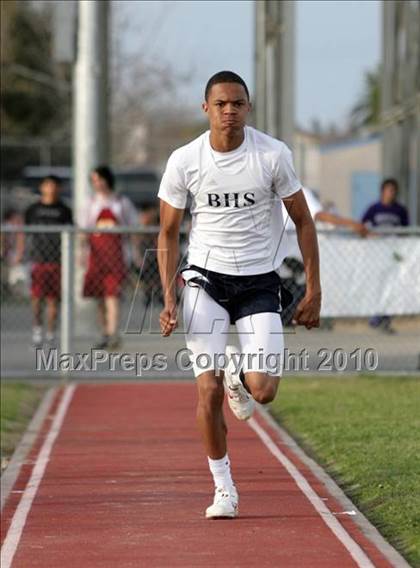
[362,201,409,227]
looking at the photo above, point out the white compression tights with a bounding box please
[182,283,285,378]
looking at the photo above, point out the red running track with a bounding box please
[1,383,396,568]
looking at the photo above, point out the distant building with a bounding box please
[319,133,382,219]
[293,129,382,219]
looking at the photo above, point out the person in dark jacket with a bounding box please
[362,178,409,333]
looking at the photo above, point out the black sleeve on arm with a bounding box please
[24,204,35,225]
[402,207,409,227]
[65,205,74,225]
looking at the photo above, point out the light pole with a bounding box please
[73,0,109,223]
[72,0,110,346]
[254,0,295,146]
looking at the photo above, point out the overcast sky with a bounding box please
[117,0,381,129]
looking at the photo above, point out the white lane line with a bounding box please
[248,417,375,568]
[1,388,57,513]
[1,384,76,568]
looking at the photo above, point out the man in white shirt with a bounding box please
[283,187,369,258]
[157,71,321,519]
[280,187,369,325]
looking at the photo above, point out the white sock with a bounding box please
[45,331,55,342]
[208,454,235,490]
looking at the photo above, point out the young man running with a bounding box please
[157,71,321,519]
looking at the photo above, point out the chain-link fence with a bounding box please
[1,225,419,378]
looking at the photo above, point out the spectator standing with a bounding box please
[81,166,139,349]
[362,178,409,228]
[362,178,409,333]
[17,176,73,347]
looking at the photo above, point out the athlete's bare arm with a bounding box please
[283,189,321,329]
[157,199,185,336]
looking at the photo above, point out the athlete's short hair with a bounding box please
[205,71,250,101]
[92,165,115,190]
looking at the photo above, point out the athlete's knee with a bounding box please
[252,387,276,404]
[197,375,224,411]
[249,376,280,404]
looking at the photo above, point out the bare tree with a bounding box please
[110,2,199,168]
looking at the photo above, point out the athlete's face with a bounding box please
[202,83,251,134]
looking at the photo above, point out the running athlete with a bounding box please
[157,71,321,519]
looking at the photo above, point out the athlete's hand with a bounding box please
[292,291,321,329]
[160,301,178,337]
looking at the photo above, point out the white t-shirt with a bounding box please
[81,194,138,228]
[158,125,301,275]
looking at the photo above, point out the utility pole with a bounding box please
[381,1,420,223]
[254,0,295,146]
[73,0,110,342]
[73,0,109,223]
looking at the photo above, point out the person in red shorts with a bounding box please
[81,166,139,349]
[18,175,73,347]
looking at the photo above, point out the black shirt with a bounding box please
[25,201,73,262]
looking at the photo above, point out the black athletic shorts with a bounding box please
[180,264,293,324]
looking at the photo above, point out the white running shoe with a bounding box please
[205,486,239,519]
[224,345,255,421]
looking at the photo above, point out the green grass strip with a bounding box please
[1,382,46,471]
[270,375,420,567]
